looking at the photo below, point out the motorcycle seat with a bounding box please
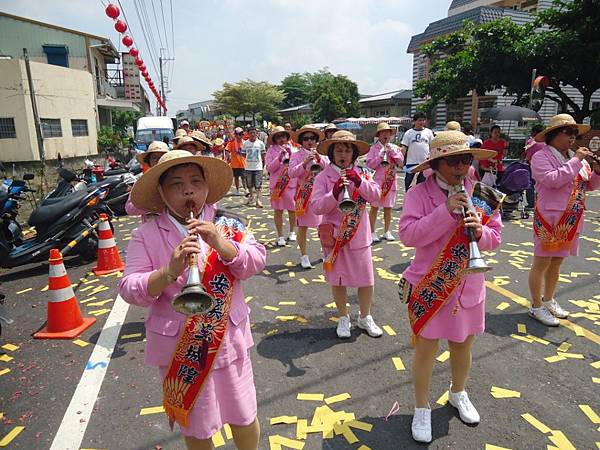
[28,190,87,227]
[104,168,128,176]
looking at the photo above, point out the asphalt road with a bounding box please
[1,180,599,450]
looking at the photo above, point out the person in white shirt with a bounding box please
[242,127,266,208]
[400,112,435,191]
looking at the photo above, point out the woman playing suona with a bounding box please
[118,150,266,450]
[366,122,404,242]
[288,125,329,268]
[311,131,383,339]
[265,126,298,247]
[528,114,600,326]
[399,130,503,443]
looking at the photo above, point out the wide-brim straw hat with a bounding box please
[324,123,337,132]
[445,121,461,131]
[534,113,591,142]
[130,150,233,213]
[316,130,370,156]
[173,128,188,143]
[190,130,213,149]
[375,122,395,136]
[213,138,224,147]
[136,141,169,164]
[293,125,324,143]
[267,126,291,145]
[411,130,496,173]
[175,136,205,152]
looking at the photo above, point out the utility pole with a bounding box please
[159,48,174,117]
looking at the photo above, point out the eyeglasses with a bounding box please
[561,128,578,137]
[302,135,318,141]
[443,154,474,167]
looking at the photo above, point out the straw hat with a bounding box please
[534,113,591,142]
[213,138,224,147]
[175,136,205,152]
[130,150,233,212]
[316,130,370,156]
[445,121,461,131]
[267,126,291,145]
[375,122,395,136]
[294,125,324,143]
[136,141,169,164]
[173,128,187,144]
[190,130,213,149]
[324,123,337,131]
[411,130,496,173]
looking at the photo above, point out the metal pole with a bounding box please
[23,48,45,165]
[159,55,165,116]
[529,68,537,110]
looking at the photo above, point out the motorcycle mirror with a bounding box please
[59,168,77,182]
[23,173,34,181]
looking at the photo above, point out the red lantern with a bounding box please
[105,3,120,19]
[122,35,133,47]
[129,47,139,57]
[114,20,127,33]
[141,70,148,77]
[135,57,143,66]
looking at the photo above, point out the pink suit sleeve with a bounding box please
[366,144,383,169]
[531,153,583,189]
[311,173,338,215]
[587,171,600,191]
[357,177,382,203]
[390,148,404,165]
[288,152,309,179]
[220,233,266,280]
[477,211,502,251]
[125,192,146,216]
[265,146,284,174]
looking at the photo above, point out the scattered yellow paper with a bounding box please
[591,360,600,369]
[297,393,325,401]
[517,323,527,334]
[592,377,600,384]
[245,296,253,303]
[557,352,584,359]
[278,301,296,306]
[121,333,142,339]
[72,339,90,348]
[511,334,535,343]
[299,278,309,285]
[557,342,572,352]
[545,355,567,363]
[436,351,450,362]
[263,305,280,311]
[521,413,551,434]
[0,368,10,376]
[357,446,373,450]
[382,325,396,336]
[88,308,111,316]
[490,386,521,399]
[16,288,32,295]
[1,344,18,352]
[86,299,114,307]
[496,302,510,310]
[548,430,576,450]
[346,419,373,432]
[0,426,25,446]
[329,317,339,323]
[139,406,165,415]
[436,390,449,406]
[269,435,305,449]
[526,335,550,345]
[266,329,278,336]
[211,429,225,447]
[392,357,405,371]
[270,416,298,425]
[579,404,600,424]
[324,393,351,405]
[275,315,297,322]
[296,419,308,440]
[223,424,232,440]
[0,354,13,362]
[485,445,512,450]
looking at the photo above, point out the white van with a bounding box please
[134,116,174,152]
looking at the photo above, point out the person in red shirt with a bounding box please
[225,128,247,195]
[480,125,508,185]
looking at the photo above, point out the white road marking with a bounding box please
[49,295,130,450]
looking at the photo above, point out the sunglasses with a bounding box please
[561,128,578,137]
[443,154,474,167]
[302,135,318,141]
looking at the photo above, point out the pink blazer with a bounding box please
[310,165,382,250]
[288,147,329,180]
[531,145,600,225]
[399,175,502,308]
[118,209,266,368]
[366,142,404,188]
[265,144,298,191]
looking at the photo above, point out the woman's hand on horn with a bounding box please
[169,235,201,277]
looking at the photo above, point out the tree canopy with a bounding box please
[414,0,600,123]
[213,80,285,124]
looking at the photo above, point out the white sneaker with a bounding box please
[371,232,380,243]
[411,407,432,443]
[528,306,559,326]
[277,236,287,247]
[448,389,480,424]
[287,232,297,241]
[336,315,351,339]
[383,231,395,241]
[300,255,312,269]
[543,298,568,319]
[356,314,383,337]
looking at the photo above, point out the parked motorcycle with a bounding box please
[0,293,13,339]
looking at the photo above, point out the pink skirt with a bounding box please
[296,207,322,228]
[323,245,374,287]
[370,188,397,208]
[270,186,295,211]
[418,292,485,343]
[533,209,579,258]
[159,354,257,440]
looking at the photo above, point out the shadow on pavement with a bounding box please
[84,321,145,358]
[485,311,555,341]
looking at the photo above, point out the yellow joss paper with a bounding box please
[223,424,232,440]
[485,445,512,450]
[297,393,325,401]
[270,416,298,425]
[296,419,308,440]
[139,406,165,415]
[382,325,396,336]
[496,302,510,310]
[211,430,225,447]
[548,430,576,450]
[517,323,527,334]
[346,419,373,432]
[392,357,405,371]
[557,352,585,359]
[0,368,10,376]
[436,351,450,362]
[557,342,572,352]
[521,413,551,434]
[511,334,534,343]
[263,306,280,311]
[121,333,142,339]
[545,355,567,363]
[436,390,449,406]
[72,339,89,348]
[269,435,305,449]
[490,386,521,399]
[591,360,600,369]
[0,426,25,446]
[1,344,18,352]
[579,404,600,424]
[324,393,351,405]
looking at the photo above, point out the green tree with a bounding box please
[280,73,312,108]
[308,69,360,122]
[414,0,600,123]
[111,110,143,136]
[214,80,285,125]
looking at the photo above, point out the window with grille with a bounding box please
[0,118,16,139]
[71,119,89,137]
[41,118,62,138]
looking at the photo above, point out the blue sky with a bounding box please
[0,0,452,113]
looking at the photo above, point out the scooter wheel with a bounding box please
[77,236,98,263]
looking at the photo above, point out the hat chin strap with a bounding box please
[157,185,201,223]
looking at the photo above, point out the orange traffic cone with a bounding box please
[34,249,96,339]
[93,213,125,275]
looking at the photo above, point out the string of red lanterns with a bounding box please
[104,3,167,112]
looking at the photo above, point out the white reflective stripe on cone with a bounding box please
[98,221,110,231]
[49,264,67,278]
[50,286,76,303]
[98,238,116,249]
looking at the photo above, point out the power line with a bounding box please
[129,0,160,76]
[159,0,170,56]
[168,0,175,87]
[149,0,164,50]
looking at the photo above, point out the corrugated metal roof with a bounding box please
[359,90,413,103]
[449,0,479,11]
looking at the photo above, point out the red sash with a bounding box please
[533,168,590,252]
[271,166,290,201]
[163,224,244,429]
[380,164,396,200]
[407,183,498,338]
[323,170,370,272]
[294,170,317,216]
